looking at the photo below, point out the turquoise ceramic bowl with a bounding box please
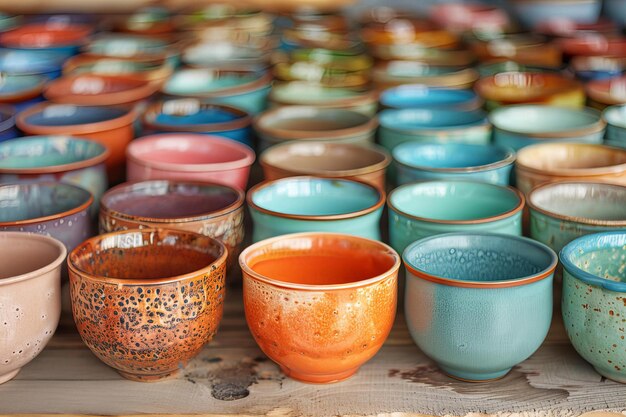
[248,176,384,242]
[388,181,524,255]
[378,109,491,152]
[491,105,605,151]
[393,142,515,186]
[603,104,626,145]
[561,231,626,383]
[404,232,557,381]
[380,84,483,111]
[528,182,626,254]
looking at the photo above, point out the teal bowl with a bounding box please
[247,176,384,242]
[603,104,626,146]
[379,84,483,111]
[404,232,557,381]
[378,108,491,152]
[561,231,626,383]
[491,105,606,151]
[528,182,626,254]
[393,142,515,186]
[388,180,524,255]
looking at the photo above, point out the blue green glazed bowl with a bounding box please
[378,108,491,151]
[561,231,626,383]
[404,232,557,381]
[491,105,605,151]
[0,73,45,112]
[0,48,66,79]
[380,84,483,111]
[603,104,626,146]
[528,182,626,254]
[248,176,384,242]
[393,142,515,186]
[388,181,524,255]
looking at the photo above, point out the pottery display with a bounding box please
[68,228,227,381]
[240,232,400,383]
[604,104,626,145]
[0,232,66,384]
[404,232,557,381]
[379,84,483,111]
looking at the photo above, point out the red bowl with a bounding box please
[0,23,92,48]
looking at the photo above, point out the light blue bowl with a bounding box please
[0,48,66,79]
[561,231,626,383]
[393,142,515,186]
[603,104,626,145]
[511,0,602,29]
[388,180,523,255]
[404,232,557,381]
[248,176,384,242]
[378,108,491,151]
[380,84,483,111]
[0,73,45,112]
[491,105,605,151]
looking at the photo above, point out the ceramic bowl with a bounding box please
[0,23,92,57]
[0,73,45,112]
[378,108,491,151]
[0,135,108,212]
[393,142,515,186]
[491,105,605,151]
[68,228,227,382]
[100,180,245,269]
[587,75,626,109]
[142,100,252,146]
[559,36,626,60]
[114,7,174,35]
[0,232,66,384]
[429,3,511,33]
[569,56,626,83]
[16,103,137,184]
[604,104,626,144]
[0,182,93,252]
[254,106,378,151]
[0,48,66,79]
[510,0,602,29]
[515,143,626,194]
[260,141,391,189]
[63,55,174,84]
[528,182,626,254]
[388,180,524,255]
[372,62,478,90]
[404,232,557,381]
[126,133,255,190]
[561,231,626,383]
[380,84,483,111]
[240,232,400,383]
[468,34,562,69]
[268,82,377,116]
[0,105,17,143]
[43,74,159,107]
[475,72,585,110]
[248,176,384,242]
[606,0,626,28]
[162,68,272,115]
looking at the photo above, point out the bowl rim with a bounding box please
[163,68,273,98]
[560,231,626,292]
[239,231,401,291]
[392,142,516,173]
[67,227,228,285]
[403,232,558,289]
[100,179,245,224]
[0,135,110,174]
[247,175,385,221]
[527,181,626,226]
[379,84,482,109]
[268,81,378,108]
[0,182,93,227]
[388,180,525,225]
[372,64,479,88]
[379,108,490,136]
[0,231,67,286]
[142,100,252,132]
[586,75,626,106]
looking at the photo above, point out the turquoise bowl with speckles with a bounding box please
[561,231,626,383]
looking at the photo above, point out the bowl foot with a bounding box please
[280,366,359,384]
[117,369,180,382]
[594,366,626,384]
[0,368,21,385]
[439,365,511,382]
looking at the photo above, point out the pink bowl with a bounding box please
[126,133,255,190]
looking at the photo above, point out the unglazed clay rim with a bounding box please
[0,74,46,102]
[489,105,606,139]
[239,231,401,291]
[403,232,558,289]
[528,181,626,226]
[0,182,93,227]
[379,110,491,136]
[163,69,273,98]
[268,82,378,108]
[142,101,252,133]
[0,136,110,175]
[247,176,385,221]
[387,180,525,225]
[392,143,516,173]
[474,72,583,103]
[560,231,626,292]
[259,141,392,178]
[100,179,245,224]
[516,143,626,176]
[0,232,66,286]
[67,228,228,286]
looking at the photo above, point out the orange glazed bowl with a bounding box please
[240,232,400,384]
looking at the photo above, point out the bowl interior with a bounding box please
[0,136,106,169]
[394,143,509,169]
[380,108,486,130]
[492,106,599,133]
[0,233,64,279]
[405,234,555,282]
[261,107,370,132]
[103,181,240,219]
[164,69,261,95]
[252,178,380,216]
[518,144,626,170]
[153,102,245,126]
[25,105,127,126]
[562,233,626,284]
[0,183,91,222]
[605,105,626,129]
[381,85,476,108]
[391,181,520,221]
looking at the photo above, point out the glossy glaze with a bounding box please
[0,49,66,79]
[380,84,483,111]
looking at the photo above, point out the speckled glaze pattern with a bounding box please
[68,229,227,381]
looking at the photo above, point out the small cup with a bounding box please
[240,232,400,383]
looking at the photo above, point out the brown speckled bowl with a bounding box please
[68,228,227,382]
